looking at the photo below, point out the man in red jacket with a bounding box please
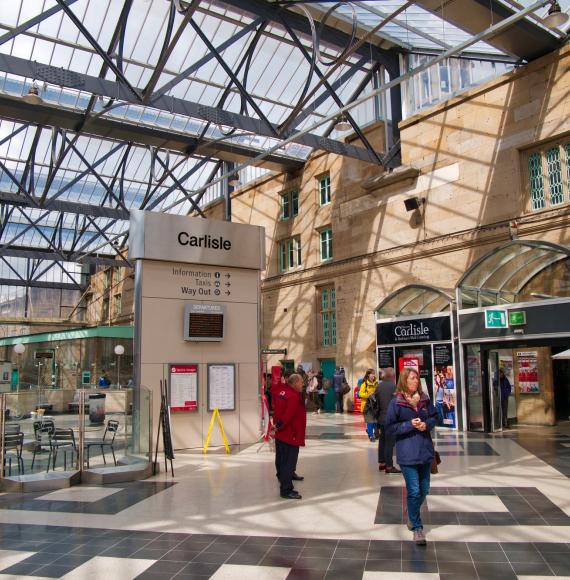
[274,373,306,499]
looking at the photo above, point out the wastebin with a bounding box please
[89,393,106,425]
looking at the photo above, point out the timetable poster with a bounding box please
[169,364,198,411]
[208,364,236,411]
[517,351,540,394]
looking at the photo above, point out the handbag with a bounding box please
[341,383,351,396]
[431,450,441,474]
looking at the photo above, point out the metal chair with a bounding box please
[4,423,21,434]
[84,419,120,468]
[3,432,24,476]
[49,428,78,471]
[31,419,55,470]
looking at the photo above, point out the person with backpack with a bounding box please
[375,367,400,473]
[359,368,378,441]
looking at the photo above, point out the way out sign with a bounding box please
[484,309,508,329]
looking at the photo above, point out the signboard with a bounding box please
[81,371,91,385]
[377,347,395,369]
[484,309,508,329]
[169,364,199,411]
[517,351,540,394]
[509,311,526,326]
[207,363,236,411]
[261,349,288,355]
[34,350,54,360]
[129,210,265,270]
[184,303,225,342]
[433,343,456,428]
[377,315,451,345]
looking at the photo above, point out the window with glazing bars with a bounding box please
[278,236,301,272]
[320,228,333,262]
[318,175,331,206]
[526,141,570,211]
[320,286,336,347]
[281,191,298,220]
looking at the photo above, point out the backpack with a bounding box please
[363,393,379,422]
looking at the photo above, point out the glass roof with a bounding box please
[458,240,570,308]
[375,284,453,317]
[0,0,567,286]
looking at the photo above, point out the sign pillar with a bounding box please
[129,210,265,450]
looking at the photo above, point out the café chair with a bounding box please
[49,428,78,471]
[84,419,120,468]
[31,419,56,470]
[3,432,24,476]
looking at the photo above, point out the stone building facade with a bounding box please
[203,45,570,394]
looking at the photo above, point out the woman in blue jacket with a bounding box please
[386,368,439,545]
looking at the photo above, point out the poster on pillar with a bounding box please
[169,364,198,411]
[517,351,540,394]
[397,346,433,399]
[433,343,456,428]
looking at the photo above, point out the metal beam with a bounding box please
[0,94,304,172]
[0,278,84,291]
[0,53,382,164]
[0,247,121,268]
[212,0,401,74]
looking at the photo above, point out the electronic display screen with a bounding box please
[184,304,225,342]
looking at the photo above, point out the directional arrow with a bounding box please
[225,273,231,279]
[225,290,231,296]
[225,282,231,287]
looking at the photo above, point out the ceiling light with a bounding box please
[22,81,43,105]
[543,1,569,28]
[228,174,241,187]
[335,114,351,132]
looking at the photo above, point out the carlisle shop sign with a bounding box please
[377,315,452,345]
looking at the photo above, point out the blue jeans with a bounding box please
[366,422,375,438]
[401,463,432,530]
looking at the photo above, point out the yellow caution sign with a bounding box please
[203,408,231,454]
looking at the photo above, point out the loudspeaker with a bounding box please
[404,197,420,212]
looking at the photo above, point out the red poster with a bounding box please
[399,357,420,374]
[170,364,198,411]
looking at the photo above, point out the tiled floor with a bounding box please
[1,415,570,579]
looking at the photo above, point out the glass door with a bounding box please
[465,344,484,431]
[488,350,502,432]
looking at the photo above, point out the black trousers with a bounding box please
[377,423,395,467]
[501,397,509,427]
[275,439,299,495]
[335,392,344,413]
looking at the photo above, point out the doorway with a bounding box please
[487,351,503,432]
[319,358,336,412]
[553,356,570,421]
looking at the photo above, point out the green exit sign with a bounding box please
[484,309,508,329]
[509,311,526,326]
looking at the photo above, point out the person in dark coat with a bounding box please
[273,373,307,500]
[386,368,439,545]
[332,367,347,413]
[499,368,512,429]
[375,367,400,473]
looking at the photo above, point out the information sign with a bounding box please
[169,364,198,411]
[207,363,236,411]
[184,303,225,342]
[81,371,91,386]
[484,309,508,329]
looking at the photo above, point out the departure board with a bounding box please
[184,303,226,342]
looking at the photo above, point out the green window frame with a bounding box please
[318,175,331,206]
[278,236,301,272]
[320,228,333,262]
[280,191,299,220]
[320,286,336,347]
[526,142,570,212]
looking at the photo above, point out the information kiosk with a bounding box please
[129,210,264,450]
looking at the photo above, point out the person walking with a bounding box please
[316,370,326,413]
[359,369,378,441]
[307,369,319,415]
[273,373,307,500]
[499,368,512,429]
[332,367,347,413]
[386,368,439,545]
[375,367,400,474]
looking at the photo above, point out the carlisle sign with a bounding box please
[128,210,265,270]
[377,315,452,345]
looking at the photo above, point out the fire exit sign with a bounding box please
[484,309,508,329]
